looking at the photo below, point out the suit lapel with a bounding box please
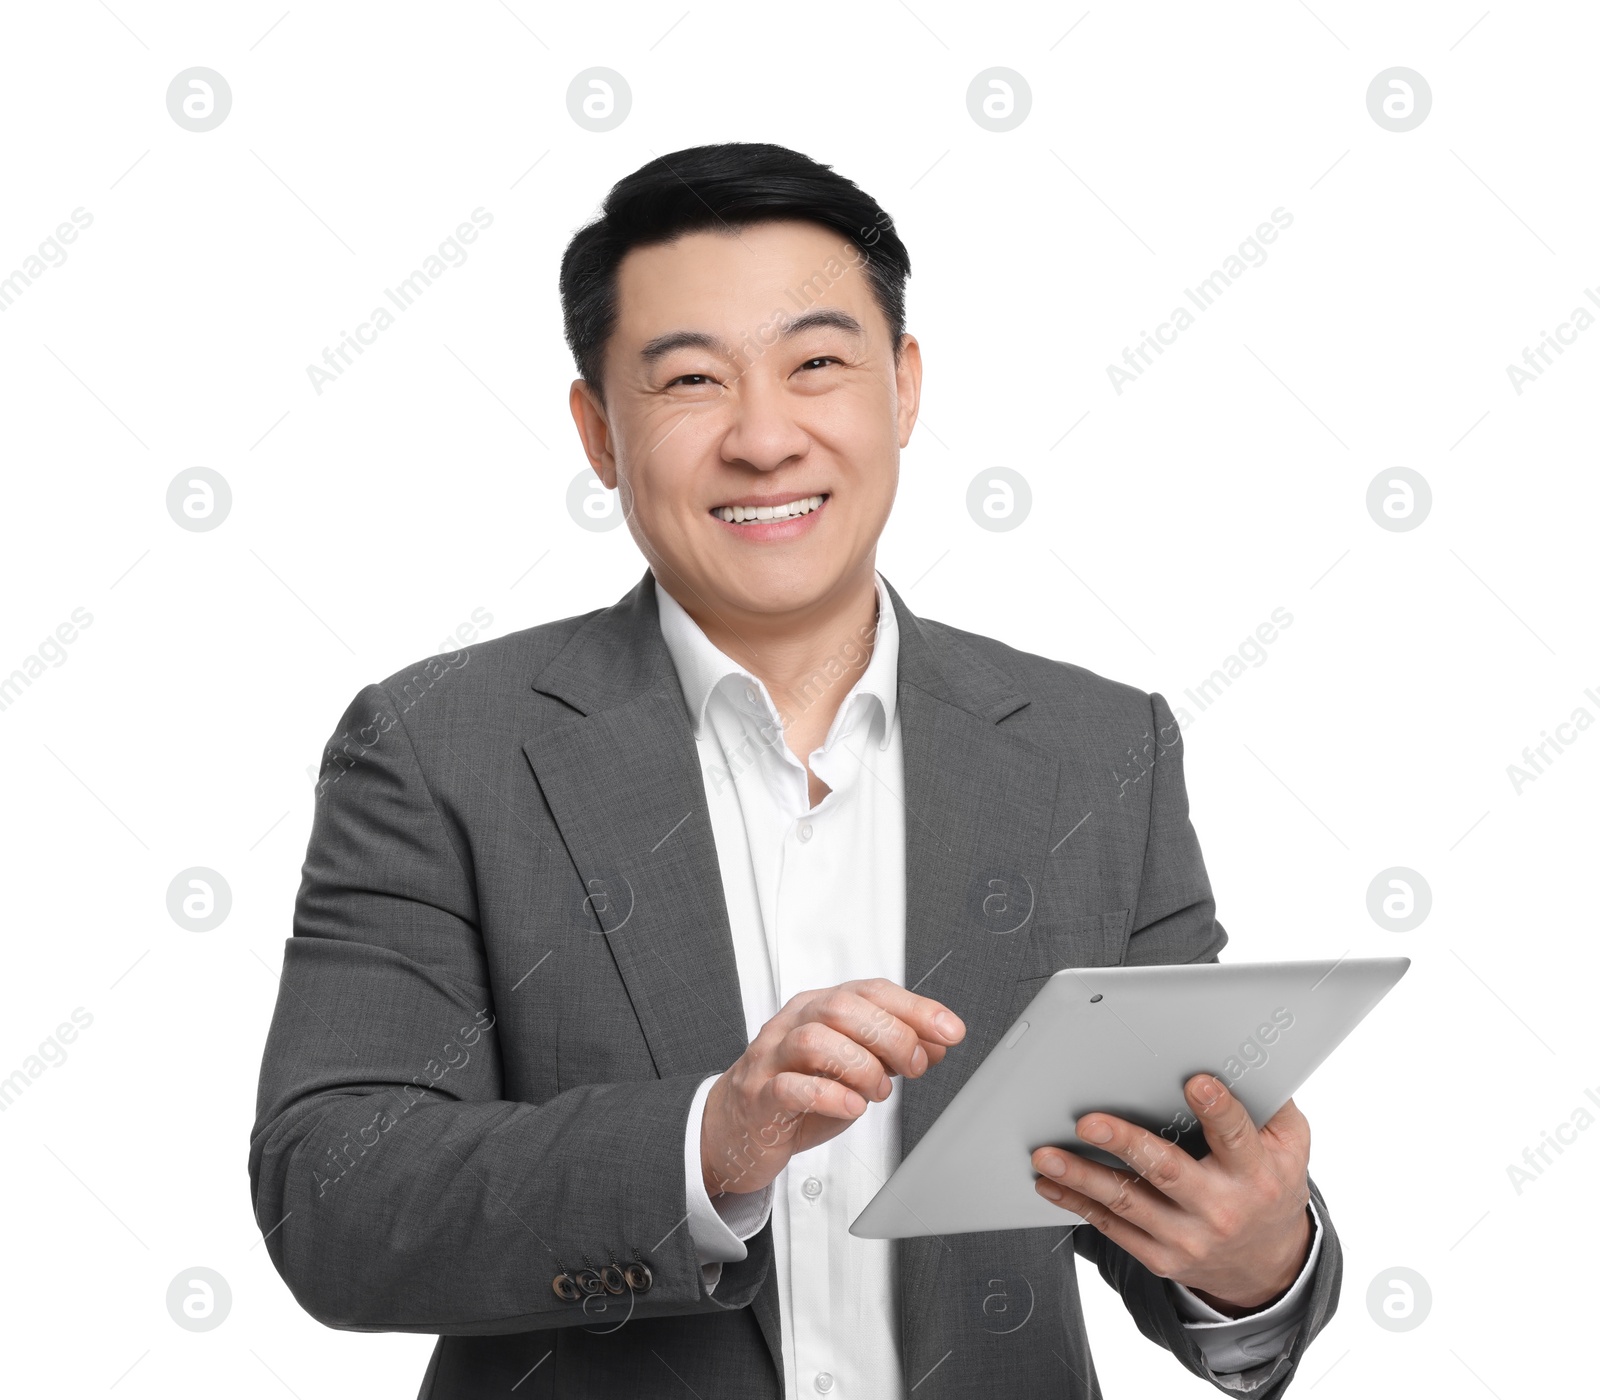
[523,573,749,1077]
[522,688,752,1075]
[888,583,1062,1143]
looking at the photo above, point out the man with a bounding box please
[252,143,1338,1398]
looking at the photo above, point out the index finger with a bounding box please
[847,978,965,1048]
[780,986,958,1081]
[1184,1073,1263,1170]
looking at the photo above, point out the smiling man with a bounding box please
[252,143,1339,1399]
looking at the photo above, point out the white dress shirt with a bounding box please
[656,576,1323,1394]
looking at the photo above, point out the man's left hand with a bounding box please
[1032,1073,1314,1315]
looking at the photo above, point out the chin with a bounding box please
[711,556,851,616]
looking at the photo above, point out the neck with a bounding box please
[661,559,882,754]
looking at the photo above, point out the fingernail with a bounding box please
[1037,1151,1066,1177]
[1193,1076,1220,1106]
[844,1091,867,1115]
[933,1011,961,1040]
[1079,1119,1113,1144]
[877,1075,893,1100]
[1037,1180,1063,1202]
[910,1045,928,1075]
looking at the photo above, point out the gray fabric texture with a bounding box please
[249,570,1341,1398]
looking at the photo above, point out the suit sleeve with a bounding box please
[248,682,771,1334]
[1073,691,1343,1397]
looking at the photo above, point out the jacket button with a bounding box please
[575,1269,604,1296]
[622,1261,653,1293]
[552,1273,581,1303]
[598,1264,627,1295]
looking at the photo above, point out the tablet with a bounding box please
[850,956,1409,1239]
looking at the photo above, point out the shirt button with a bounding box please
[744,683,760,705]
[798,822,813,843]
[814,1373,835,1394]
[801,1175,823,1199]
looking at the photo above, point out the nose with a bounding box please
[717,371,810,474]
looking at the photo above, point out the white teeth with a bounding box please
[715,494,825,524]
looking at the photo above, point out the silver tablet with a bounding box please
[850,956,1409,1239]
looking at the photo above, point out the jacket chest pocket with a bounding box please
[1015,909,1130,984]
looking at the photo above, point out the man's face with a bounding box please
[570,220,920,625]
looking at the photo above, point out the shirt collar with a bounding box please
[655,574,900,748]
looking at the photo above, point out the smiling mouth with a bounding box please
[710,493,827,525]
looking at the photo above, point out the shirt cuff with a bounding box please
[682,1073,775,1294]
[1167,1200,1325,1376]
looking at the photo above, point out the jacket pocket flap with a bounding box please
[1016,909,1130,981]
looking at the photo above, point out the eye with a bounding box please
[666,372,720,388]
[796,356,842,372]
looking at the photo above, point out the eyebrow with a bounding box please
[638,308,866,364]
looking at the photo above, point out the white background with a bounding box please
[2,1,1595,1395]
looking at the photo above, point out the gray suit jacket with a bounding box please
[250,570,1341,1398]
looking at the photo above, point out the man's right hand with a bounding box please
[700,978,965,1198]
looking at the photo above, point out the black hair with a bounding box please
[558,142,911,401]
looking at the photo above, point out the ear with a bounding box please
[568,379,617,488]
[894,334,922,449]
